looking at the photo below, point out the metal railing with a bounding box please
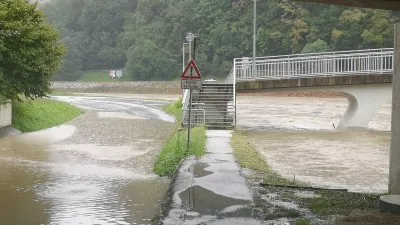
[233,48,394,80]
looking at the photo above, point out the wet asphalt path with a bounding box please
[0,96,176,225]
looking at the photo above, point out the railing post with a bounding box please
[381,49,384,74]
[233,58,237,128]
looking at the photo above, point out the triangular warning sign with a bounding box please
[181,59,202,79]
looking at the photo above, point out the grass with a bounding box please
[154,126,206,177]
[302,190,380,216]
[231,130,295,185]
[295,219,311,225]
[78,71,131,82]
[232,129,381,219]
[154,98,206,177]
[0,95,7,104]
[12,98,83,132]
[162,98,183,122]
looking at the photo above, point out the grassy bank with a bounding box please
[12,98,83,132]
[232,130,383,223]
[232,130,294,185]
[154,98,206,177]
[79,71,132,82]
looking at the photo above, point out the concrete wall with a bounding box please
[0,101,12,128]
[236,74,392,93]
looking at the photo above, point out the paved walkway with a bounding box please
[163,130,266,225]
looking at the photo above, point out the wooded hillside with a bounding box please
[42,0,400,81]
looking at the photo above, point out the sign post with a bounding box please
[181,58,202,151]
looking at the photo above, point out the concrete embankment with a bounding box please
[51,81,181,94]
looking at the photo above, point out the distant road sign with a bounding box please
[181,60,202,79]
[181,79,202,90]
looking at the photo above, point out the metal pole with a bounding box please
[252,0,256,78]
[183,43,185,72]
[187,88,192,151]
[189,41,192,63]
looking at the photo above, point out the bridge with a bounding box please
[229,48,395,129]
[182,48,394,130]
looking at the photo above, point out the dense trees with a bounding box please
[42,0,400,81]
[0,0,66,99]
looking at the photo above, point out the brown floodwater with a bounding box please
[0,97,175,225]
[237,96,391,193]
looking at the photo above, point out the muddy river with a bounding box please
[0,94,392,225]
[237,96,391,193]
[0,97,175,225]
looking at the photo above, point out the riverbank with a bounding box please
[12,98,83,132]
[231,130,400,225]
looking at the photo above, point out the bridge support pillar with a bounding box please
[336,84,392,130]
[389,23,400,195]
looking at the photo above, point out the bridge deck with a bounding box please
[236,74,392,92]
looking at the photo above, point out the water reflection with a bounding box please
[0,100,175,225]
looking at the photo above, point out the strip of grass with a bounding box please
[154,98,206,177]
[231,130,294,185]
[79,71,132,82]
[154,126,206,177]
[12,98,83,132]
[162,98,183,122]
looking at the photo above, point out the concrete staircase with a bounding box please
[182,83,235,130]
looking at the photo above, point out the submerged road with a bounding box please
[0,96,175,225]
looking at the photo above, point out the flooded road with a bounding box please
[237,96,391,193]
[0,97,175,225]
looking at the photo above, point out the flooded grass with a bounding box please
[302,190,380,216]
[232,129,387,224]
[231,130,294,186]
[12,98,83,132]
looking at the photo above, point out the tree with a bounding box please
[0,0,66,99]
[301,39,332,53]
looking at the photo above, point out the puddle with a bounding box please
[179,185,252,216]
[191,162,213,178]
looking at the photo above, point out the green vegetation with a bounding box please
[42,0,399,81]
[302,191,379,216]
[78,71,132,82]
[0,95,7,104]
[154,99,206,177]
[12,98,83,132]
[154,126,206,177]
[1,0,66,99]
[295,219,311,225]
[231,130,295,185]
[162,98,183,122]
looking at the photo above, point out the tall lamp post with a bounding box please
[253,0,257,78]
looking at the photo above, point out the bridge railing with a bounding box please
[234,48,394,80]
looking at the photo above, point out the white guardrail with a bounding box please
[233,48,394,81]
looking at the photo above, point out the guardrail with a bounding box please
[233,48,394,80]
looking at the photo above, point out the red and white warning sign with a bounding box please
[181,59,202,89]
[181,60,202,79]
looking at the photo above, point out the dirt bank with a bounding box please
[51,81,182,94]
[52,82,346,98]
